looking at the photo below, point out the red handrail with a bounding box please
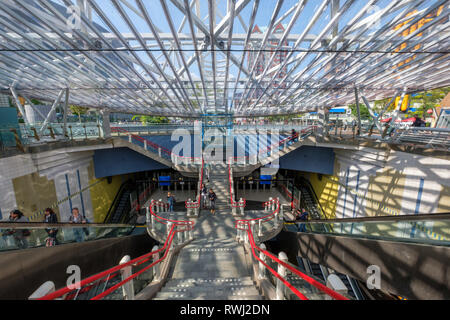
[228,161,246,209]
[234,198,349,300]
[111,127,202,162]
[232,125,316,162]
[37,202,194,300]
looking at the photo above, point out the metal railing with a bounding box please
[232,126,317,165]
[111,126,202,165]
[234,199,349,300]
[228,161,246,215]
[30,203,194,300]
[185,158,204,216]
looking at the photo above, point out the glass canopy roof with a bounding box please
[0,0,448,117]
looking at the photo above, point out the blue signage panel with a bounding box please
[158,176,171,186]
[260,175,272,185]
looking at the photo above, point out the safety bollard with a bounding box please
[119,255,135,300]
[258,243,267,279]
[276,252,288,300]
[152,245,160,280]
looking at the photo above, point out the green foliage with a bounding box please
[348,103,371,119]
[132,115,169,124]
[69,105,89,123]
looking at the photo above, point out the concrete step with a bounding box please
[153,293,263,300]
[159,285,259,296]
[164,277,254,286]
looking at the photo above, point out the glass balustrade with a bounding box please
[286,218,450,246]
[0,224,138,252]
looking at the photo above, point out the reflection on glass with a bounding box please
[286,219,450,246]
[0,225,136,252]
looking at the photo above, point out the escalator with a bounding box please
[104,180,134,224]
[282,213,450,299]
[298,177,324,220]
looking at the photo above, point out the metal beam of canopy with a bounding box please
[0,0,447,117]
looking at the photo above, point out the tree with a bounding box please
[132,115,169,124]
[69,105,88,123]
[348,103,371,119]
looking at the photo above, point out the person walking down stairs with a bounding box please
[208,189,217,215]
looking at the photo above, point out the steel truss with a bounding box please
[0,0,448,117]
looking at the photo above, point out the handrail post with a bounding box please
[239,198,244,216]
[144,140,147,150]
[258,219,263,237]
[258,243,267,279]
[189,226,193,240]
[128,134,132,143]
[276,252,288,300]
[244,224,249,244]
[177,227,183,244]
[187,198,192,216]
[167,221,172,236]
[250,220,256,243]
[119,255,135,300]
[156,199,161,213]
[152,245,160,280]
[279,201,284,221]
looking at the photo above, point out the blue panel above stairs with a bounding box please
[93,147,169,178]
[278,146,335,175]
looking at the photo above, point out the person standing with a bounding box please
[43,208,58,247]
[8,209,30,249]
[69,207,86,242]
[209,189,217,215]
[296,208,309,232]
[167,192,175,212]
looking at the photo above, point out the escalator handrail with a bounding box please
[294,212,450,223]
[37,205,194,300]
[240,220,349,300]
[234,196,348,300]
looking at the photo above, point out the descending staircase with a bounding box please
[203,164,231,211]
[153,212,264,300]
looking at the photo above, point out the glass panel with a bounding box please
[0,225,135,252]
[294,219,450,246]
